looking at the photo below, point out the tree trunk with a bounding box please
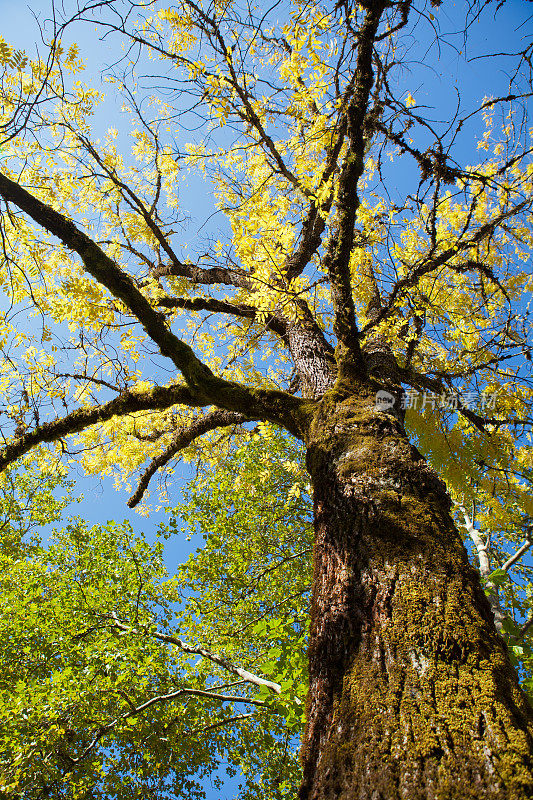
[299,380,533,800]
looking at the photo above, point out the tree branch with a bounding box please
[464,512,533,640]
[187,712,253,738]
[501,537,533,574]
[72,131,183,269]
[280,118,347,283]
[364,199,529,334]
[128,410,253,507]
[456,503,512,635]
[68,685,267,767]
[0,382,198,472]
[0,170,308,435]
[108,612,284,696]
[157,295,287,337]
[323,1,387,375]
[151,260,253,291]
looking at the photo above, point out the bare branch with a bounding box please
[0,170,214,388]
[128,410,253,507]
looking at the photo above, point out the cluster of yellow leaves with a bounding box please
[410,401,533,552]
[0,36,27,71]
[0,4,531,513]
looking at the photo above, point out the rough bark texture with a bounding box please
[287,321,336,399]
[299,379,533,800]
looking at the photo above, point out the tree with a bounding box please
[0,0,533,797]
[1,430,311,799]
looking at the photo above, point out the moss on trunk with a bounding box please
[300,382,533,799]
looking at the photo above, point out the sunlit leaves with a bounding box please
[0,428,310,799]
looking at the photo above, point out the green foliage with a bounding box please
[168,425,312,794]
[0,428,311,799]
[1,516,195,799]
[0,462,74,557]
[3,424,533,797]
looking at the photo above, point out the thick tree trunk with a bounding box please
[299,381,533,800]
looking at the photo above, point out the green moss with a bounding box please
[319,600,533,797]
[301,382,533,798]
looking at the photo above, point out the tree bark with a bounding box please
[299,380,533,800]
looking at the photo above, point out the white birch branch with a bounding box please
[108,612,284,696]
[501,538,533,573]
[456,503,506,633]
[457,504,533,637]
[458,503,491,576]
